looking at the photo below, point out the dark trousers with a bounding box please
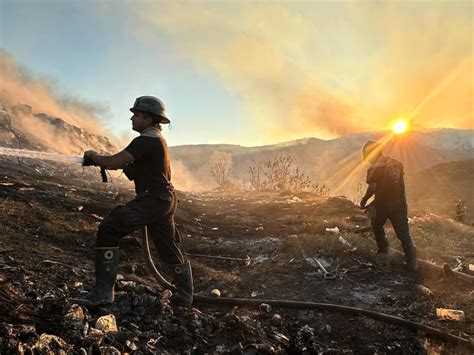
[370,204,416,260]
[96,190,184,266]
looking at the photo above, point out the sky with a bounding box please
[0,0,472,147]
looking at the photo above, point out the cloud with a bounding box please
[126,1,473,142]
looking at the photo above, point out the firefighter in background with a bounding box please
[71,96,193,307]
[360,140,418,272]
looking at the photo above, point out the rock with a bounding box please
[416,284,433,296]
[87,328,104,340]
[96,315,118,332]
[65,304,85,321]
[33,333,68,353]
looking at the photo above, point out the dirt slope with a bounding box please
[0,156,472,354]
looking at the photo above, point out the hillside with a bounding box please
[0,103,117,155]
[169,129,474,196]
[407,159,474,223]
[0,155,472,353]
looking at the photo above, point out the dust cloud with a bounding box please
[172,160,207,192]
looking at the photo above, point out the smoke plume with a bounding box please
[127,2,473,143]
[0,50,109,136]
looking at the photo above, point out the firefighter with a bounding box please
[360,140,418,272]
[71,96,193,307]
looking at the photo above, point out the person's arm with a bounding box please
[360,183,376,208]
[85,150,135,170]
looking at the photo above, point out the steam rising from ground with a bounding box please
[128,2,473,143]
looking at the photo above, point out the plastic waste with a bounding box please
[436,308,465,321]
[325,226,340,234]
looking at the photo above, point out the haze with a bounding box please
[1,1,472,146]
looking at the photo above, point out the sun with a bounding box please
[392,118,409,134]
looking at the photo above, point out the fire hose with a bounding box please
[140,227,472,348]
[79,158,470,348]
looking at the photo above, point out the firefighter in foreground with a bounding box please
[360,141,418,272]
[72,96,193,307]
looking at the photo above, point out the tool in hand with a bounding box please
[81,152,108,182]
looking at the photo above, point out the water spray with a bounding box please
[0,147,107,182]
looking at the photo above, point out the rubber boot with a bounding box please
[401,240,418,272]
[70,247,119,307]
[170,261,193,307]
[374,233,389,255]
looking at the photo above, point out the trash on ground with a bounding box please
[338,236,356,251]
[435,308,465,321]
[287,196,303,203]
[252,255,269,264]
[325,226,340,234]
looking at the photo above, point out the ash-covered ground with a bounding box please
[0,156,472,354]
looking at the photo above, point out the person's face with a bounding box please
[130,111,152,133]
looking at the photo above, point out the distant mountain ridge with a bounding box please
[169,128,473,194]
[0,100,472,197]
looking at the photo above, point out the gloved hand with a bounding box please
[83,150,98,166]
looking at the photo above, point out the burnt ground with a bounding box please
[0,156,473,354]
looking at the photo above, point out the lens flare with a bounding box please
[392,119,409,134]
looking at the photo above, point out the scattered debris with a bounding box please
[351,214,367,222]
[95,314,118,332]
[436,308,465,321]
[34,259,79,276]
[409,213,443,224]
[211,289,221,297]
[19,187,35,192]
[338,236,356,251]
[285,196,304,204]
[325,226,340,234]
[252,255,269,265]
[416,284,433,296]
[33,334,70,353]
[90,213,103,221]
[184,252,251,264]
